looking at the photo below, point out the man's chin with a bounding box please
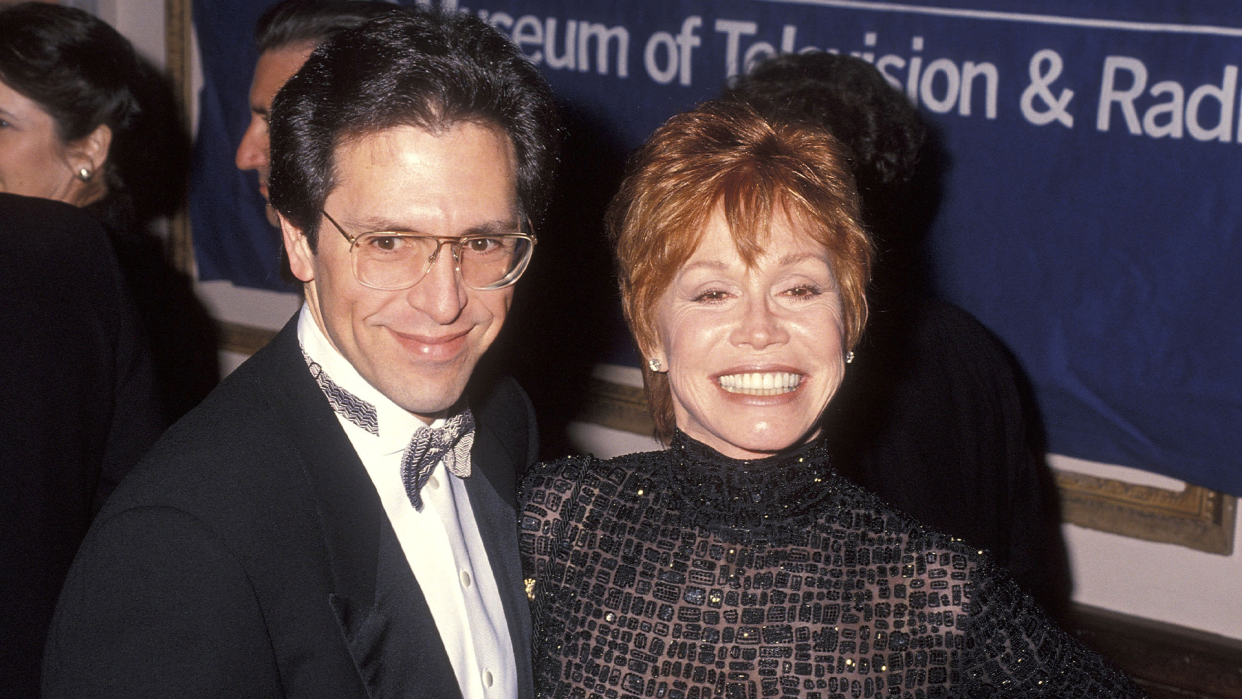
[398,391,467,423]
[383,367,474,420]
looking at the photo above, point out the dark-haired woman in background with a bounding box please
[0,1,217,421]
[520,100,1143,698]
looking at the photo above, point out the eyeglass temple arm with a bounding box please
[322,210,354,245]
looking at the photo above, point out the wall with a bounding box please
[1061,460,1242,640]
[97,0,165,69]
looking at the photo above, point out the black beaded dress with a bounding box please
[519,432,1143,699]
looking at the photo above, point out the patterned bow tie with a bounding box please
[401,409,475,511]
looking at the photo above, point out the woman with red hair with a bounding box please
[520,100,1142,698]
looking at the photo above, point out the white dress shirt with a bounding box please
[298,305,516,699]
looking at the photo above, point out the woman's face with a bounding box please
[651,206,848,460]
[0,79,90,205]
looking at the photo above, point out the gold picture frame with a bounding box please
[1056,469,1236,555]
[165,0,195,274]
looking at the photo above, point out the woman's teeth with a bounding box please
[718,372,802,395]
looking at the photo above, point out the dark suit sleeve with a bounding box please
[43,506,282,699]
[945,309,1069,617]
[0,194,166,696]
[94,292,167,515]
[929,306,1070,616]
[474,376,539,483]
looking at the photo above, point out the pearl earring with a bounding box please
[845,351,855,364]
[78,167,92,181]
[648,358,662,372]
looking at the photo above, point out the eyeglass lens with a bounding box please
[352,233,533,290]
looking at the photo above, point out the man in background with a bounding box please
[235,0,397,228]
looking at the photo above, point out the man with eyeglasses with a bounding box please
[44,8,558,699]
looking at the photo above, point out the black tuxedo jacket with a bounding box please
[43,318,537,698]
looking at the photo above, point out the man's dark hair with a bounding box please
[724,52,926,204]
[255,0,400,54]
[724,52,933,295]
[269,8,560,249]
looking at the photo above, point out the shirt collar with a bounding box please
[297,304,443,455]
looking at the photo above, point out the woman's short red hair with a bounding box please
[607,100,873,443]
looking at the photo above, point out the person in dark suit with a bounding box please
[43,8,559,698]
[0,192,165,698]
[0,2,216,421]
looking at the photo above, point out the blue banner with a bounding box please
[191,0,293,290]
[191,0,1242,494]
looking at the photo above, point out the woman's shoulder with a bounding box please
[523,449,663,484]
[518,450,665,536]
[846,479,1144,695]
[823,472,997,567]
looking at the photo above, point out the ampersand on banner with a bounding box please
[1021,49,1075,128]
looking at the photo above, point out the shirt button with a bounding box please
[482,669,494,688]
[461,570,472,587]
[427,475,440,490]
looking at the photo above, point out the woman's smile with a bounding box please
[716,371,803,395]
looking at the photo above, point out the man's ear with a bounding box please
[279,214,316,283]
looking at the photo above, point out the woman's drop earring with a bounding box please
[844,351,854,364]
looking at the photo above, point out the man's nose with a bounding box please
[406,243,467,325]
[235,118,268,173]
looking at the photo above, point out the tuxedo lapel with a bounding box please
[330,521,463,699]
[466,382,535,699]
[258,322,380,610]
[255,319,461,698]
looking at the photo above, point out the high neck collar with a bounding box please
[661,431,836,536]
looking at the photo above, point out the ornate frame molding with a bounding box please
[579,378,655,436]
[165,0,195,273]
[1055,470,1235,554]
[217,322,278,356]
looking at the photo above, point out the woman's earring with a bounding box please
[648,358,662,372]
[77,167,92,181]
[844,351,855,364]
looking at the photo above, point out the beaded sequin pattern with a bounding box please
[519,433,1144,699]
